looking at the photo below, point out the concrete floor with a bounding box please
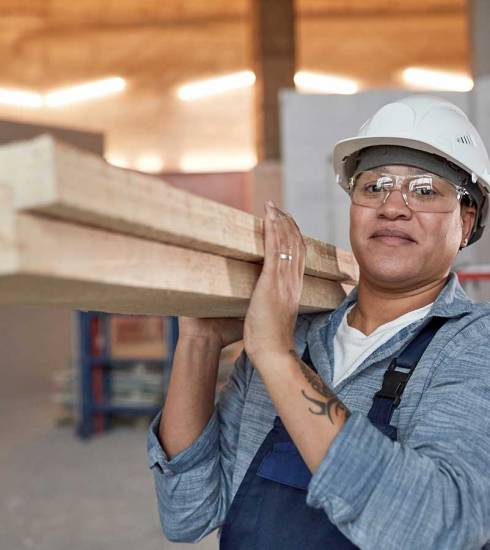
[0,307,218,550]
[0,393,219,550]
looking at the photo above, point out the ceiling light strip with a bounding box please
[294,71,359,95]
[401,67,473,92]
[45,77,126,107]
[177,71,256,101]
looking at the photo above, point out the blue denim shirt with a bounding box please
[147,271,490,549]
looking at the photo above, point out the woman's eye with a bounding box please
[363,181,384,193]
[413,185,436,196]
[411,177,438,196]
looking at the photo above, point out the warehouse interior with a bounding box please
[1,1,490,549]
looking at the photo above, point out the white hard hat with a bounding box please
[333,95,490,245]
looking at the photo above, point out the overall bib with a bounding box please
[219,316,446,549]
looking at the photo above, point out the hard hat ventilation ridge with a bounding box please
[456,135,475,146]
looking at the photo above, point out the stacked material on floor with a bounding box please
[110,363,164,407]
[51,363,165,424]
[0,135,359,317]
[52,366,78,424]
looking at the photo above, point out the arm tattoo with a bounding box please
[289,349,351,423]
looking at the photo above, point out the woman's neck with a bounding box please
[347,274,447,336]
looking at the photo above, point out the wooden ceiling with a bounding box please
[0,0,470,171]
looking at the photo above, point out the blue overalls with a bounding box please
[219,316,447,549]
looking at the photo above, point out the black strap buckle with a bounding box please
[373,359,411,408]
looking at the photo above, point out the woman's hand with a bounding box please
[178,316,244,349]
[243,200,307,365]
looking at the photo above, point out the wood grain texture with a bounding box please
[0,135,359,285]
[0,208,350,317]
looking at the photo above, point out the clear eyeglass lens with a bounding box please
[351,172,459,212]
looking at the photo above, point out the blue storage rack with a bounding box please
[76,312,179,439]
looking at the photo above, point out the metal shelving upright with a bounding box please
[76,312,179,439]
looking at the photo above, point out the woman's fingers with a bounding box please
[263,201,306,282]
[262,202,280,272]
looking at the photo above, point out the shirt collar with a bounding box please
[304,270,473,386]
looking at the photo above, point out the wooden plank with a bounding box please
[0,135,358,285]
[0,208,350,317]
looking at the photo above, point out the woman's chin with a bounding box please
[360,258,420,285]
[353,240,426,284]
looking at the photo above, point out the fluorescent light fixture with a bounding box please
[0,87,43,108]
[179,152,257,172]
[177,71,256,101]
[45,77,126,107]
[105,154,130,169]
[294,71,359,95]
[401,67,473,92]
[135,154,165,173]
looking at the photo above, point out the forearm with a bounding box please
[159,335,222,459]
[148,344,250,543]
[252,348,350,473]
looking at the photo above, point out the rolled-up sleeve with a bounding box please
[147,347,250,543]
[305,333,490,549]
[147,406,220,475]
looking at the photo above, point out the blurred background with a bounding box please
[1,1,490,548]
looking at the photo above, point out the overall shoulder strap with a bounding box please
[301,343,316,372]
[367,315,447,427]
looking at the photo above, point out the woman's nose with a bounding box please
[378,188,412,216]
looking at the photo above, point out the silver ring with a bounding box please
[279,253,293,261]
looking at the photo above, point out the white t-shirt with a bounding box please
[332,301,434,388]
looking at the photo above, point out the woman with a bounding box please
[148,95,490,549]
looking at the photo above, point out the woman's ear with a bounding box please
[460,203,477,247]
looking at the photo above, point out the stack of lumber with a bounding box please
[0,135,358,317]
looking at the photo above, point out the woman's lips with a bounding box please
[371,235,415,245]
[371,229,415,246]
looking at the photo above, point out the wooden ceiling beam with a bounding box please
[300,8,463,19]
[251,0,296,161]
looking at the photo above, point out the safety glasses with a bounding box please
[348,170,470,213]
